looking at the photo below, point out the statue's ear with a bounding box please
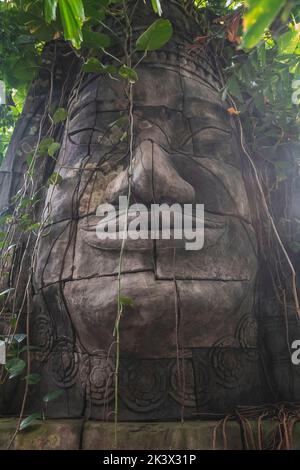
[0,98,42,214]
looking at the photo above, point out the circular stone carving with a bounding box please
[169,360,196,407]
[31,315,54,362]
[80,350,115,405]
[120,361,167,413]
[51,337,78,388]
[236,314,259,361]
[210,336,246,388]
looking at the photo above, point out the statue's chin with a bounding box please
[63,271,255,359]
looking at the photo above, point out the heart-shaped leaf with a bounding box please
[82,29,111,49]
[118,65,138,83]
[53,107,68,124]
[136,19,173,51]
[48,142,61,157]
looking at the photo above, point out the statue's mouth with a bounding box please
[71,208,256,284]
[79,209,225,252]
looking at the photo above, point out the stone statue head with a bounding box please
[1,1,283,421]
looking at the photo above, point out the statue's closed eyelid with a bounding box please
[181,126,232,147]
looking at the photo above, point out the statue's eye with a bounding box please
[182,127,231,147]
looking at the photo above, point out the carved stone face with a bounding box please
[31,50,263,419]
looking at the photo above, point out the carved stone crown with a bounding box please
[136,44,222,92]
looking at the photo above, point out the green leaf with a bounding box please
[118,65,138,83]
[32,25,55,42]
[278,28,300,55]
[44,0,58,23]
[257,42,266,67]
[13,59,36,82]
[47,172,63,186]
[10,317,17,329]
[136,19,173,51]
[48,142,61,157]
[0,288,15,298]
[243,0,286,49]
[58,0,85,49]
[25,222,41,233]
[38,137,55,156]
[82,29,111,49]
[82,58,116,74]
[151,0,162,16]
[43,389,64,403]
[25,373,41,385]
[20,413,41,431]
[5,358,26,379]
[119,296,134,307]
[84,5,106,26]
[293,61,300,79]
[53,107,68,124]
[227,76,243,102]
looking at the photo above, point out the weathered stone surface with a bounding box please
[73,217,154,279]
[178,280,255,348]
[1,0,281,421]
[106,140,195,204]
[0,418,242,450]
[33,220,75,288]
[0,419,82,450]
[242,420,280,450]
[156,217,257,281]
[0,419,15,449]
[291,421,300,450]
[172,156,252,220]
[133,66,183,111]
[42,162,124,224]
[64,273,177,357]
[7,418,300,450]
[82,421,242,450]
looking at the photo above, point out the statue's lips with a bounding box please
[73,210,256,281]
[80,210,225,252]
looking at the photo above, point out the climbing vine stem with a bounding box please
[113,0,135,448]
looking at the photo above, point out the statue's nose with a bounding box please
[105,140,195,204]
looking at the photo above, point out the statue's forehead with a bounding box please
[70,65,229,124]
